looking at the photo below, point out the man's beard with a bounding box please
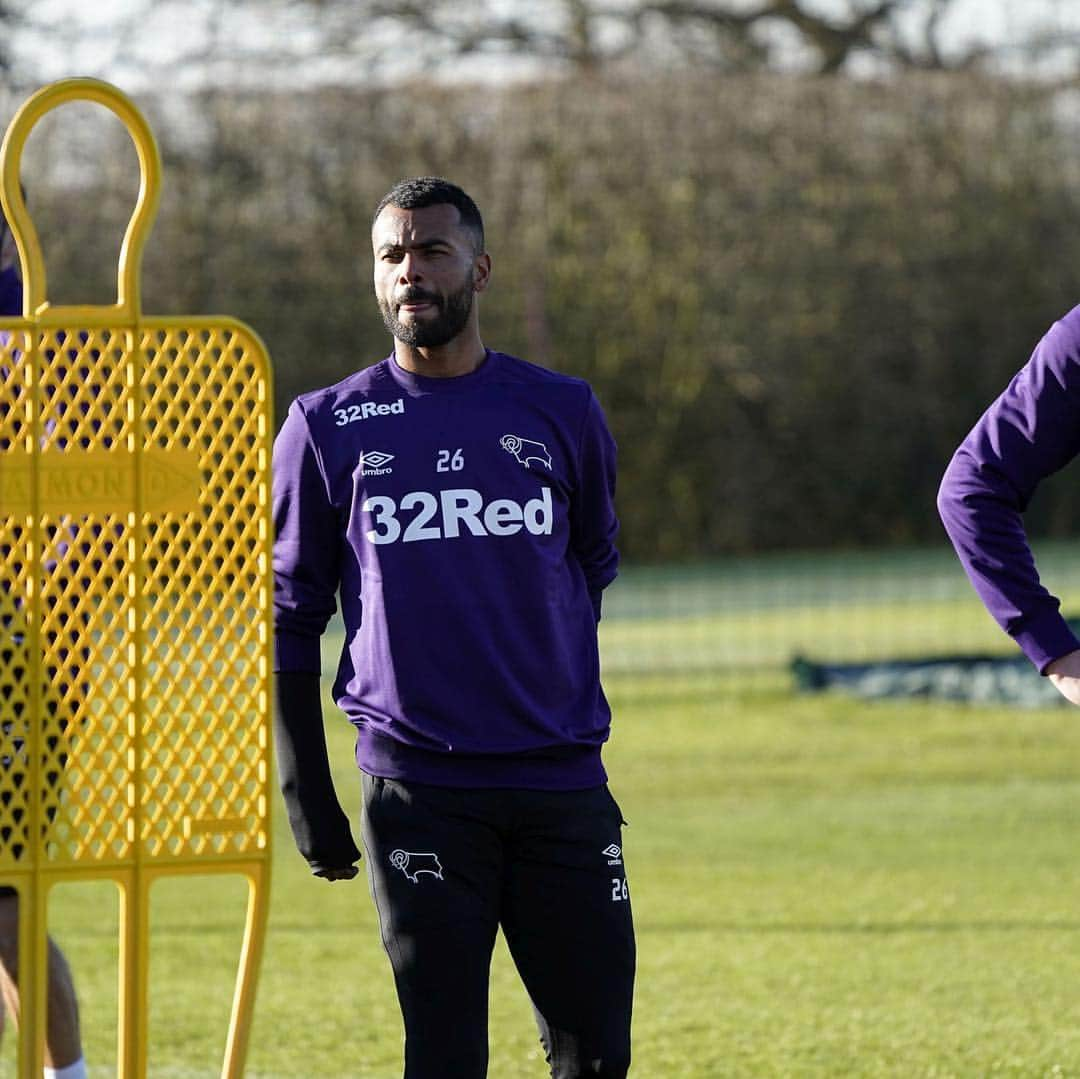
[380,278,474,349]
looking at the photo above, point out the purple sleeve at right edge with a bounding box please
[938,307,1080,672]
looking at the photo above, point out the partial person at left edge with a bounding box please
[0,194,88,1079]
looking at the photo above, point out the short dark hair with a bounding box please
[373,177,485,254]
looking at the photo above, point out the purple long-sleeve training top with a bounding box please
[938,305,1080,673]
[273,349,619,789]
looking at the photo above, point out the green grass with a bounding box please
[11,542,1080,1076]
[10,670,1080,1076]
[599,597,1012,675]
[599,540,1080,675]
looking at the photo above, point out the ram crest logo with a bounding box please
[389,849,444,884]
[500,434,552,470]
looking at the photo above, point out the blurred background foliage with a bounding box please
[5,70,1080,560]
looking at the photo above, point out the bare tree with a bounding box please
[630,0,904,75]
[0,0,159,93]
[267,0,985,78]
[0,1,26,85]
[9,0,971,88]
[7,0,1064,90]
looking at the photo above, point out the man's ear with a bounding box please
[474,252,492,293]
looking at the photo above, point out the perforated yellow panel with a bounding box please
[0,81,273,1079]
[0,325,271,870]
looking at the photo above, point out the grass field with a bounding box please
[10,548,1080,1076]
[599,541,1080,679]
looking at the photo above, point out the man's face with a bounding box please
[372,203,485,349]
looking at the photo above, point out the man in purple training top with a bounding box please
[273,177,634,1078]
[939,305,1080,701]
[0,204,87,1079]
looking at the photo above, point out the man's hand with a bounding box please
[1046,648,1080,705]
[314,865,360,881]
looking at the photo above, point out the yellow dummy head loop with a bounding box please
[0,77,162,321]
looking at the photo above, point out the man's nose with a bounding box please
[397,253,422,284]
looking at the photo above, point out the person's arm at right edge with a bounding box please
[273,400,361,877]
[937,308,1080,703]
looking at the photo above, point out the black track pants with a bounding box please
[361,775,636,1079]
